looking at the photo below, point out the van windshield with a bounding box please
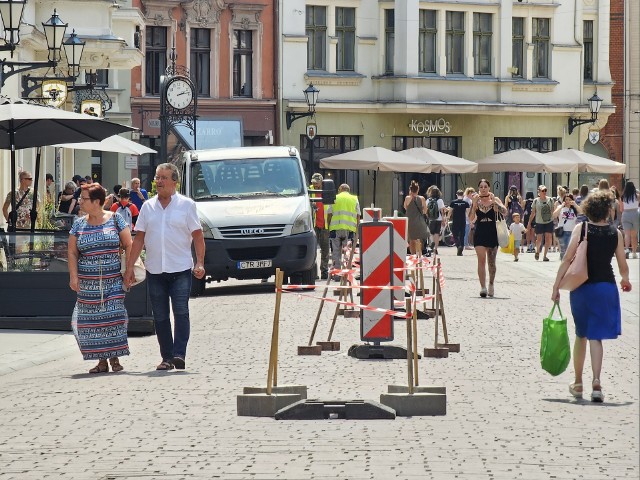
[190,157,304,200]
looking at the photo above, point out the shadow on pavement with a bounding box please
[68,370,200,380]
[201,282,275,297]
[541,398,634,407]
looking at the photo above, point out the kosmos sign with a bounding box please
[409,118,451,135]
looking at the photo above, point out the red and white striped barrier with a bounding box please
[359,220,394,342]
[383,215,408,303]
[362,207,382,223]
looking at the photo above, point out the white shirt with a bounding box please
[509,222,526,237]
[135,192,202,274]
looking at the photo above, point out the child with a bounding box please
[509,213,526,262]
[110,187,139,230]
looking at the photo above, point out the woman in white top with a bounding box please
[552,193,581,260]
[620,181,639,259]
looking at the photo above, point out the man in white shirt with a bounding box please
[125,163,205,371]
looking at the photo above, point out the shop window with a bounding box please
[385,9,395,74]
[532,18,550,79]
[300,135,360,188]
[336,7,355,71]
[473,13,492,75]
[306,6,326,70]
[145,26,167,95]
[233,30,253,97]
[583,20,593,81]
[419,10,437,74]
[512,18,524,78]
[393,136,459,156]
[191,28,211,96]
[446,11,464,74]
[494,137,558,154]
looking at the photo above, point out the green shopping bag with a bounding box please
[540,303,571,376]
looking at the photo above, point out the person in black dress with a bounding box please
[468,179,507,298]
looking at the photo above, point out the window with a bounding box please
[145,26,167,95]
[512,18,524,78]
[95,69,109,87]
[446,11,464,74]
[336,7,355,71]
[419,10,437,73]
[532,18,550,78]
[191,28,211,96]
[306,6,326,70]
[473,13,492,75]
[583,20,593,81]
[302,135,360,189]
[385,10,394,74]
[494,137,557,154]
[233,30,253,97]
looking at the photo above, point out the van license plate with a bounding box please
[238,260,272,269]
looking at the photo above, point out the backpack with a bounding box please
[427,198,439,220]
[116,203,133,227]
[538,198,553,223]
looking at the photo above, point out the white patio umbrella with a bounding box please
[474,149,579,173]
[54,134,155,155]
[320,146,430,202]
[401,147,478,174]
[545,148,626,174]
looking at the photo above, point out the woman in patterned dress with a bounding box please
[68,183,132,373]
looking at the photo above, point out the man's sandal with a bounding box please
[89,360,109,374]
[156,361,174,371]
[109,357,124,372]
[569,383,583,399]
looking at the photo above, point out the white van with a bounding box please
[179,146,317,295]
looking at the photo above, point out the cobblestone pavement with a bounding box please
[0,247,638,480]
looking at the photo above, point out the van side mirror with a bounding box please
[322,179,336,205]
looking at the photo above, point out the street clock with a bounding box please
[165,76,194,110]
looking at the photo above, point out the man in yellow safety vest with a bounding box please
[310,173,330,279]
[327,183,360,278]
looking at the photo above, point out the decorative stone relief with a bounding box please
[142,0,182,25]
[183,0,224,27]
[230,3,264,30]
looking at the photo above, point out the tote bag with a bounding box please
[495,212,510,248]
[120,253,146,289]
[540,303,571,376]
[558,223,588,291]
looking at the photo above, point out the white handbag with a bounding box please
[495,212,510,248]
[120,253,146,289]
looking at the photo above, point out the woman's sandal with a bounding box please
[89,359,109,374]
[569,382,583,399]
[156,361,174,371]
[591,379,604,403]
[109,357,124,372]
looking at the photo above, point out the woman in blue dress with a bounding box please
[552,190,632,402]
[68,183,133,373]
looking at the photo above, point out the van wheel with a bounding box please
[190,277,206,297]
[289,267,316,290]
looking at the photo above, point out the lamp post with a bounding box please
[568,93,603,135]
[286,83,319,129]
[0,4,84,91]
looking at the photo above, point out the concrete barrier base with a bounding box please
[297,345,322,355]
[380,392,446,416]
[237,393,302,417]
[275,399,396,420]
[387,384,446,395]
[316,341,340,351]
[242,385,308,399]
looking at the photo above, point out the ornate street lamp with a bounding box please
[42,9,67,62]
[286,83,320,129]
[568,93,603,135]
[63,29,84,78]
[0,0,26,52]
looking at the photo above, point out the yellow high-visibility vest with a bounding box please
[329,191,358,232]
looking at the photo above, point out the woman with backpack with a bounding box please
[469,179,508,297]
[426,186,446,254]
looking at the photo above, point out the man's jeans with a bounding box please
[147,269,192,361]
[314,226,329,275]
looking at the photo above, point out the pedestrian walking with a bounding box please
[310,173,329,279]
[552,190,632,402]
[552,194,580,260]
[103,184,122,211]
[463,187,475,249]
[328,183,360,278]
[129,177,148,210]
[504,185,524,226]
[403,180,429,255]
[125,163,205,371]
[469,179,507,297]
[620,181,639,259]
[528,185,554,261]
[109,188,139,229]
[68,182,132,373]
[426,185,446,254]
[448,189,469,256]
[509,213,526,262]
[522,192,535,252]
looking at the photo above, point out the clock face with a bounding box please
[166,78,193,109]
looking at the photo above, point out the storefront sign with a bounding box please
[306,122,317,141]
[124,155,138,169]
[408,117,451,135]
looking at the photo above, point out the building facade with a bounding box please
[281,0,614,212]
[624,0,639,186]
[130,0,277,189]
